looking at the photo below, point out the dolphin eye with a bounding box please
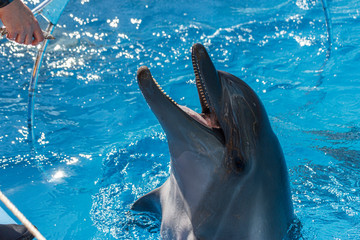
[225,147,247,174]
[231,150,246,173]
[233,156,245,173]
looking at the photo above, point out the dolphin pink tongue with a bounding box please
[178,105,208,126]
[178,105,220,129]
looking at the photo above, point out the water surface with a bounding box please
[0,0,360,239]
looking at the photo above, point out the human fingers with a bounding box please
[15,32,26,44]
[6,32,18,41]
[24,33,32,45]
[31,25,44,45]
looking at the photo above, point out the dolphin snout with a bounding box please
[192,43,207,59]
[137,66,153,86]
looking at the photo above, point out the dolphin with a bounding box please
[132,43,294,240]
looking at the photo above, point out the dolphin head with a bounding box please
[137,43,293,239]
[138,43,278,175]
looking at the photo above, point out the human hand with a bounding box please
[0,0,44,45]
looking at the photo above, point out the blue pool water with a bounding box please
[1,0,360,239]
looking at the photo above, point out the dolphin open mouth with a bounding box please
[137,44,224,140]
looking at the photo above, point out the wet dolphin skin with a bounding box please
[133,43,294,240]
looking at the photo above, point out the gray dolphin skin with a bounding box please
[133,43,294,240]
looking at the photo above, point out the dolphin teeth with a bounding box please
[153,77,179,106]
[192,53,211,113]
